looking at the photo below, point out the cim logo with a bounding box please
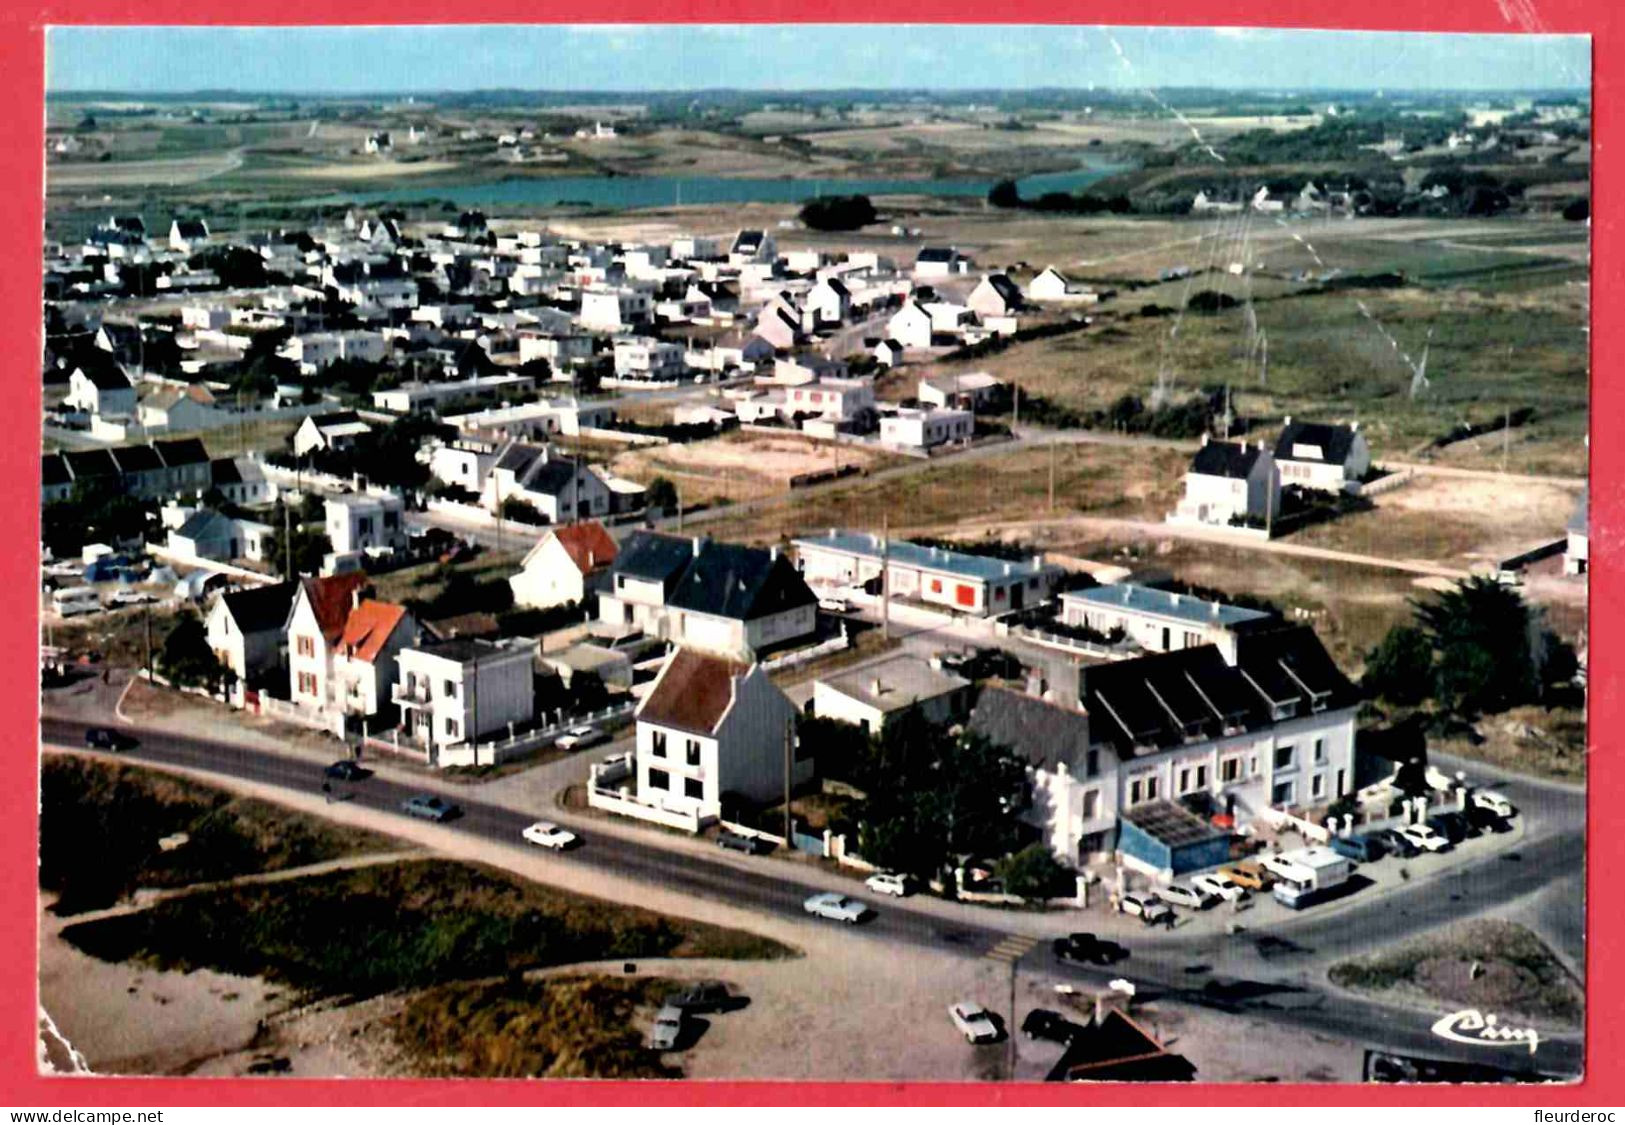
[1430,1009,1541,1055]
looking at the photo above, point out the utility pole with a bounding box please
[1502,406,1510,475]
[1048,439,1056,513]
[782,719,794,844]
[282,498,293,578]
[881,513,890,641]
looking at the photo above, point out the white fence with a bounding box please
[424,497,551,538]
[255,695,347,738]
[1005,623,1138,661]
[366,701,636,769]
[577,426,669,447]
[1360,466,1416,497]
[1255,804,1331,844]
[717,820,788,848]
[760,630,851,673]
[587,785,708,833]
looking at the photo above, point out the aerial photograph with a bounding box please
[36,24,1588,1084]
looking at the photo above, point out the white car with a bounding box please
[1118,892,1173,924]
[818,595,852,614]
[554,726,608,751]
[948,1002,999,1044]
[1399,823,1451,853]
[521,821,579,850]
[1191,872,1248,902]
[1472,790,1517,819]
[865,872,913,897]
[803,892,870,924]
[107,589,157,607]
[1158,882,1218,911]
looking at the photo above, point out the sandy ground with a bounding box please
[270,160,463,181]
[39,893,283,1076]
[47,151,244,190]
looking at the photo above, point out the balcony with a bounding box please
[392,682,432,707]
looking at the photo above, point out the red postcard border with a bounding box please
[2,1,1611,1107]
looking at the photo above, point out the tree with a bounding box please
[644,476,678,514]
[266,503,331,577]
[1562,197,1590,222]
[799,194,878,232]
[988,179,1022,209]
[159,615,236,694]
[501,496,545,525]
[1362,625,1434,707]
[1412,577,1539,717]
[995,844,1073,900]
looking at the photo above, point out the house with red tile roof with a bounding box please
[631,648,805,820]
[509,520,618,610]
[284,573,416,721]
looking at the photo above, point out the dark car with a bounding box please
[669,980,731,1012]
[1465,803,1513,834]
[84,727,138,752]
[716,829,769,855]
[401,794,462,822]
[1428,812,1475,845]
[325,760,372,781]
[1327,833,1384,863]
[1379,828,1422,858]
[1021,1008,1084,1045]
[1052,932,1129,966]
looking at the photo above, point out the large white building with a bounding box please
[579,285,653,331]
[285,574,415,724]
[1272,418,1372,495]
[793,529,1054,617]
[812,654,972,735]
[1059,583,1274,662]
[325,493,408,556]
[879,406,973,450]
[632,649,807,819]
[1170,437,1281,529]
[394,636,538,754]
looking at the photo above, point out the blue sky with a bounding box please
[46,25,1589,94]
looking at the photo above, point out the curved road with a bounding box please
[40,714,1581,1078]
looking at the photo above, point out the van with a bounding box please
[1269,846,1353,910]
[1327,833,1384,863]
[52,586,102,618]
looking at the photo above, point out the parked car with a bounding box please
[1398,823,1451,853]
[324,760,371,781]
[650,1003,686,1051]
[669,980,730,1012]
[1328,833,1385,863]
[1258,852,1302,881]
[1428,812,1476,844]
[106,589,157,607]
[948,1002,1000,1044]
[400,794,461,822]
[1378,828,1422,858]
[1159,882,1219,910]
[1191,872,1248,902]
[716,829,769,855]
[802,892,870,924]
[1221,860,1274,891]
[1052,932,1129,965]
[1021,1008,1083,1045]
[1465,803,1513,834]
[521,821,579,850]
[554,726,608,751]
[1472,790,1517,819]
[865,872,914,897]
[1118,891,1174,925]
[817,595,853,614]
[84,727,137,752]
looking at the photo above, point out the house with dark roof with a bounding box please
[205,581,297,704]
[166,508,273,563]
[168,218,210,253]
[630,648,804,819]
[64,350,136,418]
[109,443,168,498]
[509,520,618,610]
[1169,435,1280,530]
[482,441,611,523]
[293,410,373,457]
[41,454,73,504]
[913,246,969,278]
[599,532,818,658]
[967,273,1024,318]
[1046,1009,1196,1082]
[728,229,776,265]
[153,437,212,495]
[393,635,537,756]
[211,457,276,507]
[1273,416,1372,494]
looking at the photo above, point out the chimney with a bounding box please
[770,545,779,561]
[1003,562,1012,576]
[1350,420,1360,433]
[1033,554,1044,569]
[870,678,885,696]
[1211,601,1221,618]
[692,536,704,557]
[1284,414,1292,427]
[1201,433,1210,447]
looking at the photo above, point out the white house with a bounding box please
[429,439,501,496]
[879,406,973,450]
[168,218,210,254]
[612,336,687,381]
[509,520,619,609]
[1170,437,1281,529]
[167,508,273,563]
[793,529,1054,617]
[483,442,612,523]
[1059,583,1274,663]
[210,457,277,508]
[579,286,652,331]
[914,247,969,278]
[286,574,415,723]
[887,301,935,350]
[805,276,852,327]
[64,352,136,418]
[325,493,407,556]
[204,581,296,706]
[812,654,971,735]
[967,274,1024,318]
[632,649,807,819]
[918,371,1003,409]
[393,636,538,754]
[1272,418,1372,495]
[293,410,373,457]
[600,532,818,658]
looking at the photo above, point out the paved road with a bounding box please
[41,713,1582,1077]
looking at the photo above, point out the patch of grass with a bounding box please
[1437,705,1587,782]
[1329,919,1581,1026]
[60,857,795,999]
[40,756,400,915]
[390,973,682,1079]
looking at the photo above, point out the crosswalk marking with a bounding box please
[985,934,1038,963]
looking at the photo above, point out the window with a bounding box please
[1081,789,1100,820]
[929,578,942,594]
[684,777,704,800]
[1196,765,1208,789]
[1250,755,1260,776]
[1147,776,1159,800]
[652,731,667,758]
[1274,745,1295,770]
[359,517,373,536]
[1336,768,1347,797]
[995,587,1006,601]
[296,635,314,658]
[1313,738,1326,764]
[686,739,701,766]
[648,768,669,791]
[445,718,460,738]
[1220,757,1241,783]
[1272,780,1294,806]
[1178,767,1190,793]
[443,679,457,698]
[1085,748,1100,779]
[297,671,316,695]
[1311,773,1326,799]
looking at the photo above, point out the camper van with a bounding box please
[52,586,102,618]
[1270,846,1353,910]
